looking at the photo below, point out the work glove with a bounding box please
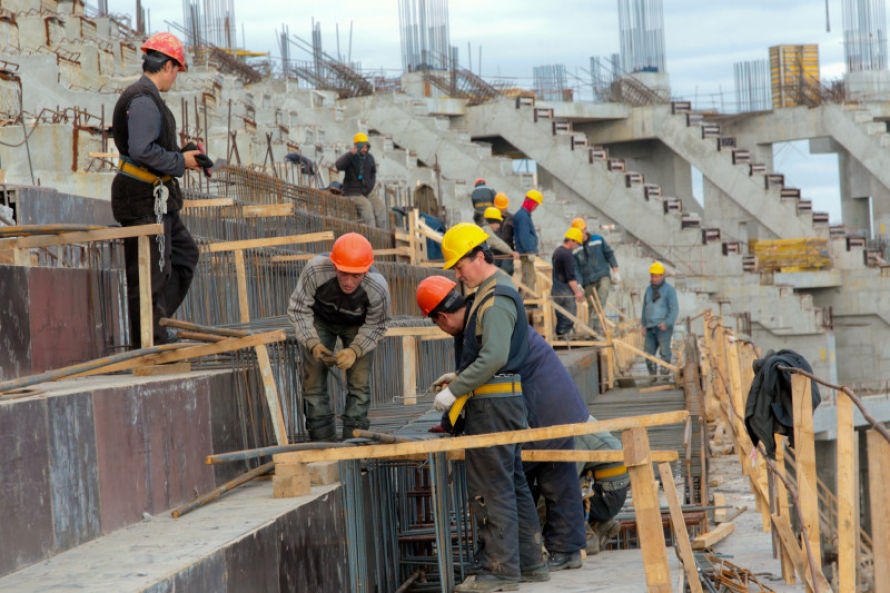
[431,372,457,391]
[611,270,621,285]
[311,343,332,361]
[433,385,456,411]
[334,347,358,370]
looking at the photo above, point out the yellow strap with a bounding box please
[447,382,520,426]
[594,464,628,479]
[117,160,172,185]
[448,394,470,426]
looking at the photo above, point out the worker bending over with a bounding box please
[287,233,390,441]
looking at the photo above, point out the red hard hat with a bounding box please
[474,178,485,187]
[416,275,457,317]
[330,232,374,273]
[141,32,187,72]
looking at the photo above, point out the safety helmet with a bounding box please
[474,178,486,187]
[353,132,369,145]
[441,223,489,270]
[493,192,509,209]
[330,232,374,273]
[525,189,543,205]
[649,261,665,275]
[483,207,503,222]
[571,217,587,230]
[564,227,584,244]
[141,32,187,72]
[416,275,459,317]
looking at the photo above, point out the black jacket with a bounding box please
[744,349,821,458]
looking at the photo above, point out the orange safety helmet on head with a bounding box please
[571,217,587,230]
[416,275,458,317]
[474,178,486,187]
[141,32,187,72]
[493,192,509,209]
[330,233,374,273]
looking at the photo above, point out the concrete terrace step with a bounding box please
[0,481,346,593]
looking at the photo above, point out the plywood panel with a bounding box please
[29,268,96,373]
[0,266,31,380]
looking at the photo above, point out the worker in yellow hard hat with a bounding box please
[336,132,387,229]
[481,206,517,275]
[513,189,543,293]
[436,223,548,589]
[492,193,516,275]
[570,219,620,333]
[641,261,678,382]
[551,228,586,337]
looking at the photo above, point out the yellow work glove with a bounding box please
[334,347,358,370]
[311,343,332,361]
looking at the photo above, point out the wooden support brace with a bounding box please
[836,395,856,593]
[658,462,705,593]
[770,513,832,593]
[868,429,890,593]
[791,374,822,576]
[691,522,735,549]
[774,437,796,584]
[137,234,153,349]
[272,455,311,498]
[401,336,417,405]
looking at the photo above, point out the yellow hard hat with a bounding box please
[441,223,489,269]
[353,132,369,144]
[649,261,665,275]
[493,192,509,209]
[483,207,503,222]
[571,217,587,230]
[525,189,543,205]
[564,227,584,244]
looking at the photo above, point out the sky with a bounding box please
[107,0,860,222]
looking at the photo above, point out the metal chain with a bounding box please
[153,183,169,271]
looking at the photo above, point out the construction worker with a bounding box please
[111,32,202,345]
[571,218,620,332]
[432,224,547,591]
[481,206,516,275]
[512,189,542,295]
[470,177,497,225]
[287,233,391,441]
[493,192,515,255]
[552,228,585,337]
[336,132,387,229]
[418,275,586,572]
[641,261,679,379]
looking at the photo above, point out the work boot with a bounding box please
[454,574,519,592]
[308,423,337,442]
[587,518,620,554]
[520,564,550,583]
[547,550,582,571]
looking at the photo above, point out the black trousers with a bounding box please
[122,211,198,345]
[524,458,587,554]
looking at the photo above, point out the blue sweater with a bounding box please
[512,207,538,254]
[641,279,679,328]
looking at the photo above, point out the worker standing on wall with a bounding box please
[432,224,548,592]
[418,275,587,572]
[512,189,543,295]
[287,233,391,441]
[470,177,497,225]
[492,194,516,275]
[336,133,388,229]
[111,32,202,345]
[641,261,678,380]
[481,207,516,274]
[571,218,620,332]
[551,228,585,337]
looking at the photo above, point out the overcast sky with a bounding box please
[108,0,864,221]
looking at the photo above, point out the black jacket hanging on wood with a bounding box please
[744,349,821,458]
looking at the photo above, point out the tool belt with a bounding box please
[448,373,521,427]
[117,159,172,185]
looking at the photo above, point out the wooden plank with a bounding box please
[401,336,417,405]
[0,223,162,250]
[791,374,822,576]
[523,449,678,463]
[137,235,153,349]
[182,198,235,209]
[277,410,689,463]
[774,437,797,584]
[269,254,315,263]
[372,247,413,257]
[771,513,832,593]
[623,427,672,593]
[234,251,251,322]
[132,362,191,376]
[384,325,450,339]
[691,522,735,549]
[712,493,727,523]
[201,231,334,253]
[240,203,294,218]
[255,344,289,446]
[836,395,856,593]
[868,429,890,593]
[658,462,704,593]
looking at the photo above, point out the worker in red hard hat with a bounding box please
[470,177,497,226]
[287,233,392,441]
[111,31,202,346]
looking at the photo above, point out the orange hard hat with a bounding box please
[141,32,187,72]
[493,193,509,209]
[474,178,486,187]
[330,232,374,273]
[416,275,458,317]
[571,217,587,230]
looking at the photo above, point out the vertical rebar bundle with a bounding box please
[533,64,568,101]
[398,0,451,72]
[618,0,666,74]
[734,59,770,113]
[182,0,236,49]
[842,0,888,71]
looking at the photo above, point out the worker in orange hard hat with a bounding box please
[470,177,497,225]
[111,31,202,346]
[287,233,392,441]
[336,132,387,229]
[641,261,678,382]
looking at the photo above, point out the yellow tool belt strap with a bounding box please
[117,160,172,185]
[594,464,628,479]
[448,380,522,426]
